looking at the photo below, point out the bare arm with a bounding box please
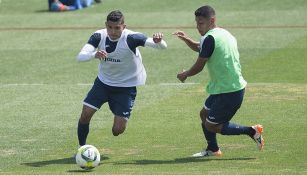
[173,31,200,52]
[177,57,208,82]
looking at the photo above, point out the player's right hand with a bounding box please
[95,50,108,61]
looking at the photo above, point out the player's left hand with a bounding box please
[177,69,188,83]
[153,32,163,43]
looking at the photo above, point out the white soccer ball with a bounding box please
[75,145,101,170]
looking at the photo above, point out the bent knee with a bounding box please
[112,116,128,136]
[205,121,222,133]
[112,127,125,136]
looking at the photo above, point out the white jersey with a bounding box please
[77,29,167,87]
[96,29,146,87]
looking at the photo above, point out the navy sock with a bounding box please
[77,120,89,146]
[221,122,254,136]
[202,123,219,152]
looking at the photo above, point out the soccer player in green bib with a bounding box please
[173,5,264,157]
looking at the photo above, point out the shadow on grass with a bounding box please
[21,156,109,167]
[115,157,256,165]
[35,9,50,13]
[66,169,95,173]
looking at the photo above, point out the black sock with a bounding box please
[221,122,255,137]
[249,127,256,138]
[77,120,89,146]
[202,123,219,152]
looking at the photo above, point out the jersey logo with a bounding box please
[105,57,121,62]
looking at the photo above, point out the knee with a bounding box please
[112,126,125,136]
[112,116,128,136]
[207,126,217,133]
[205,122,222,133]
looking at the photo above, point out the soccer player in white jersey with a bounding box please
[76,10,167,146]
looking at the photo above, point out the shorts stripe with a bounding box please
[206,118,218,125]
[83,102,99,111]
[204,105,210,110]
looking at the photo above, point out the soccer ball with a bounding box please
[75,145,101,170]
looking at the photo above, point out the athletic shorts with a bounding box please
[204,88,245,124]
[83,77,137,119]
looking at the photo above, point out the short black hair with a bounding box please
[195,5,215,18]
[106,10,125,24]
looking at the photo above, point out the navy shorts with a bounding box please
[204,88,245,124]
[83,77,137,119]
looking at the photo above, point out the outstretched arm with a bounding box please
[144,32,167,49]
[177,57,208,83]
[173,31,199,52]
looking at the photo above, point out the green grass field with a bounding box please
[1,0,307,174]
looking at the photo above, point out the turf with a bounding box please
[0,0,307,174]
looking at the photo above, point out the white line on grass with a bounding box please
[0,82,200,87]
[77,83,200,86]
[159,82,200,86]
[77,83,93,86]
[0,83,44,86]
